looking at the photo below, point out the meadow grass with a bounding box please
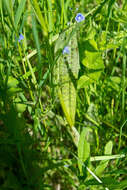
[0,0,127,189]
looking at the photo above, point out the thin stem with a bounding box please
[121,39,126,119]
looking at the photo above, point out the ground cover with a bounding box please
[0,0,127,189]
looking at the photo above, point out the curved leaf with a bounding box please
[78,127,92,175]
[95,141,113,176]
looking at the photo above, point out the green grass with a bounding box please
[0,0,127,189]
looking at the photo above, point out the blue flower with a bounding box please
[75,13,85,23]
[18,34,24,42]
[62,46,70,54]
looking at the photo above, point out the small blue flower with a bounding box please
[75,13,85,23]
[62,46,70,54]
[18,34,24,42]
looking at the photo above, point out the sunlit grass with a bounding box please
[0,0,127,189]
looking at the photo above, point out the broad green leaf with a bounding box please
[95,141,113,176]
[78,75,93,89]
[82,51,104,70]
[78,127,92,175]
[77,71,101,89]
[110,76,121,84]
[7,88,22,98]
[14,0,26,29]
[7,76,19,88]
[54,25,80,127]
[85,28,96,41]
[104,141,113,154]
[14,97,27,113]
[109,76,121,91]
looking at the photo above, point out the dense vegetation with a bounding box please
[0,0,127,189]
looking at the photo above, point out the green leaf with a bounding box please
[14,0,26,29]
[93,0,109,18]
[85,177,127,190]
[47,0,53,35]
[78,127,92,175]
[7,88,22,97]
[85,177,118,187]
[31,12,42,77]
[3,0,15,29]
[109,179,127,189]
[54,25,80,127]
[78,75,93,89]
[14,97,27,113]
[31,0,48,36]
[82,51,104,70]
[107,0,115,17]
[91,154,125,162]
[95,141,113,176]
[7,76,19,88]
[77,71,101,89]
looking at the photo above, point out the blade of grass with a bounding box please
[3,0,15,30]
[61,0,64,28]
[31,11,42,79]
[92,0,109,18]
[91,154,125,162]
[26,57,37,89]
[118,118,127,151]
[105,0,115,42]
[31,0,48,36]
[47,0,53,37]
[101,120,127,138]
[0,0,2,10]
[121,38,127,119]
[23,49,37,62]
[14,0,27,29]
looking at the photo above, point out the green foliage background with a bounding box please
[0,0,127,189]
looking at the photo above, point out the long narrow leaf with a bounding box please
[31,0,48,36]
[54,25,80,127]
[3,0,15,30]
[95,141,113,176]
[14,0,27,29]
[78,127,92,175]
[31,11,42,78]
